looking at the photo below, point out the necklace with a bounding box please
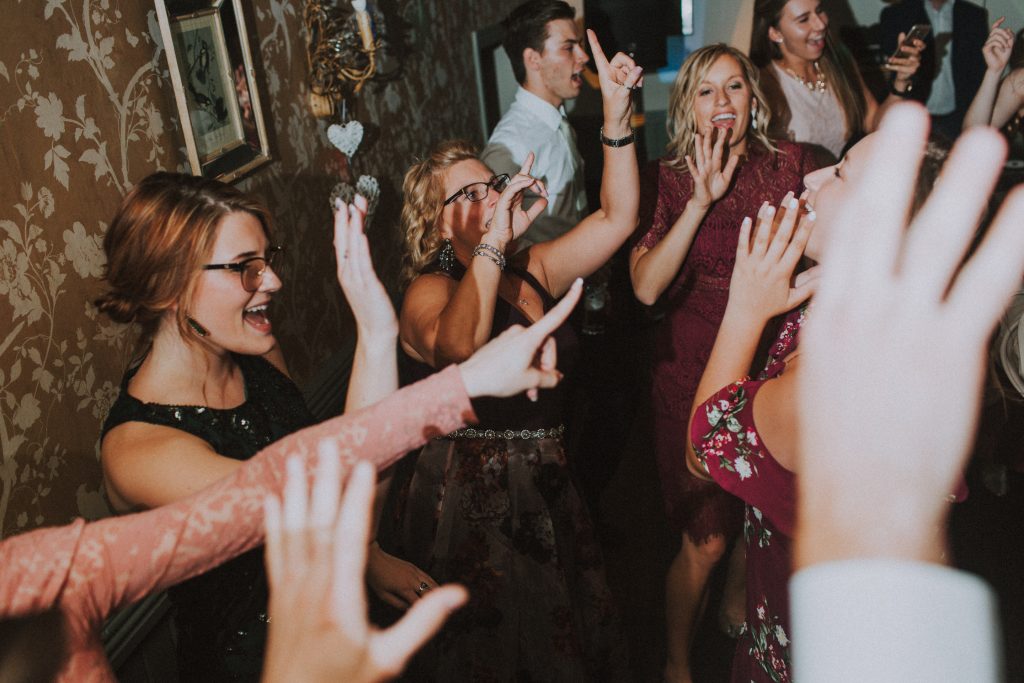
[784,61,827,93]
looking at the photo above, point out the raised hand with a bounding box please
[458,278,583,398]
[483,152,548,247]
[794,104,1024,568]
[686,128,741,209]
[726,193,817,324]
[334,196,397,341]
[261,445,468,683]
[884,31,925,90]
[586,28,643,137]
[981,18,1014,74]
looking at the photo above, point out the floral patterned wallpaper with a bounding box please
[0,0,510,538]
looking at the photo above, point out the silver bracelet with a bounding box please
[472,247,505,270]
[474,242,505,260]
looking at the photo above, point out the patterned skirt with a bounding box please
[383,434,627,682]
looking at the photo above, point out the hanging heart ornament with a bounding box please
[330,174,381,227]
[327,120,364,158]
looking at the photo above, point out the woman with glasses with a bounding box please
[95,172,399,680]
[373,31,639,681]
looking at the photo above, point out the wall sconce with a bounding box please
[304,0,385,117]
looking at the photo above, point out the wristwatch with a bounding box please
[600,126,636,147]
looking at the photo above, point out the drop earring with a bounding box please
[187,316,209,337]
[751,103,758,131]
[439,238,455,273]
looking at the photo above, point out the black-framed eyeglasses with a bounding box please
[202,246,283,292]
[443,174,510,206]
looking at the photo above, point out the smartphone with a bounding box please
[892,24,931,59]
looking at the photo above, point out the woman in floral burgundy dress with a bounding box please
[630,44,818,682]
[685,136,961,682]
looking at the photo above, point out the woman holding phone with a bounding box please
[751,0,924,161]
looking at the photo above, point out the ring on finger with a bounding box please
[415,581,430,597]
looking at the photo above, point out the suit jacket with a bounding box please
[879,0,988,122]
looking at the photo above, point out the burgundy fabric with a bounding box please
[690,307,804,683]
[637,140,817,539]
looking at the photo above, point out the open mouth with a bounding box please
[243,302,272,333]
[711,113,737,128]
[571,71,583,87]
[808,36,825,51]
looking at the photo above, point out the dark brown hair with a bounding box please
[750,0,867,141]
[502,0,576,85]
[95,172,273,348]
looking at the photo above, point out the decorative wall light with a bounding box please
[304,0,385,117]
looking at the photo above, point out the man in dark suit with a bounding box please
[880,0,988,139]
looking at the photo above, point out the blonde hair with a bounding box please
[400,139,478,286]
[665,44,777,172]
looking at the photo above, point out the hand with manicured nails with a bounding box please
[458,278,583,399]
[794,104,1024,568]
[261,446,467,683]
[725,192,818,325]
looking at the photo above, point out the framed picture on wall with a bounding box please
[155,0,271,182]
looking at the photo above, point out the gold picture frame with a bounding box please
[155,0,270,182]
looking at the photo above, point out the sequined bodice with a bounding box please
[101,352,314,681]
[102,353,314,459]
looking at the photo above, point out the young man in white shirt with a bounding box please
[481,0,591,246]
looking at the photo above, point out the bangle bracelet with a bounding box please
[600,126,635,147]
[474,242,505,260]
[472,247,505,270]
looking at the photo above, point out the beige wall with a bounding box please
[0,0,511,538]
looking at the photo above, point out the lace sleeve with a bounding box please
[0,364,475,680]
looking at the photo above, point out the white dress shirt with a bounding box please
[924,0,957,116]
[481,87,588,246]
[790,559,1001,682]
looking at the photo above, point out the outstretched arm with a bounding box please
[0,281,583,680]
[531,30,644,296]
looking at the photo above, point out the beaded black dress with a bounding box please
[101,353,314,681]
[381,263,627,682]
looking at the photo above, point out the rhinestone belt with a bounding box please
[443,424,566,440]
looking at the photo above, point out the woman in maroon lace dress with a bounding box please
[630,44,818,682]
[685,136,960,682]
